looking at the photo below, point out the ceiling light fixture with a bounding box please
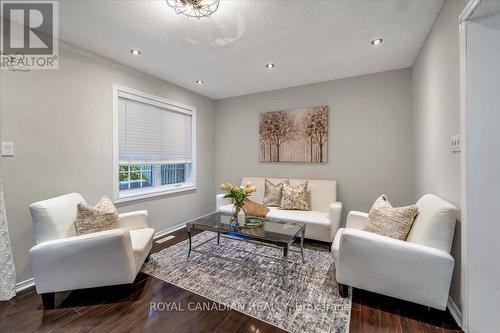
[371,38,383,46]
[266,63,275,69]
[195,80,204,85]
[130,49,141,55]
[166,0,219,19]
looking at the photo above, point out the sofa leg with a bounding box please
[41,292,55,309]
[338,283,348,298]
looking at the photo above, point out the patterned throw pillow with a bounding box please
[363,205,419,240]
[262,179,289,207]
[243,199,270,218]
[280,181,309,211]
[75,195,119,235]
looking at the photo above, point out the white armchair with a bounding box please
[332,194,457,310]
[29,193,154,308]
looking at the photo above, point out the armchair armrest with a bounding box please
[336,228,454,309]
[30,229,136,293]
[346,211,370,229]
[328,202,342,240]
[216,193,232,211]
[118,210,150,230]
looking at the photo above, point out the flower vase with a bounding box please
[232,204,246,227]
[237,209,246,226]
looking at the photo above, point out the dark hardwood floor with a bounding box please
[0,228,463,333]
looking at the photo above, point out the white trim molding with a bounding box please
[460,0,482,22]
[458,1,483,331]
[15,278,35,293]
[448,296,463,329]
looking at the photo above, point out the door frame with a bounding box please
[458,0,482,331]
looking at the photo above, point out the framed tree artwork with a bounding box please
[259,105,328,163]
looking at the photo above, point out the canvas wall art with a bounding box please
[259,105,328,163]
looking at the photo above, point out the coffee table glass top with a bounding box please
[186,212,305,244]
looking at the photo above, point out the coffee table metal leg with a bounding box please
[187,230,192,258]
[217,233,220,245]
[300,229,305,263]
[283,245,288,289]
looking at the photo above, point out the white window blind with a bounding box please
[118,92,192,165]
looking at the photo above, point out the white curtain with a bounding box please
[0,179,16,300]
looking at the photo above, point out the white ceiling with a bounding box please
[57,0,444,100]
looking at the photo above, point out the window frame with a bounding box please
[112,84,196,203]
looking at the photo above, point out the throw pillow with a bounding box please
[369,194,392,214]
[243,199,270,218]
[364,205,419,240]
[262,179,289,207]
[75,195,119,235]
[280,181,309,210]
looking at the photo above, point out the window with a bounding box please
[113,85,196,201]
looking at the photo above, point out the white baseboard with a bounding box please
[448,295,463,329]
[153,211,216,240]
[16,278,35,293]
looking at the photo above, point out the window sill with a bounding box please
[115,185,196,204]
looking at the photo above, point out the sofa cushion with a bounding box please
[263,179,289,207]
[241,177,336,213]
[267,207,328,225]
[406,194,457,253]
[29,193,85,244]
[219,204,332,242]
[129,228,154,273]
[280,181,309,210]
[220,204,328,225]
[219,204,234,215]
[75,196,119,236]
[364,205,419,240]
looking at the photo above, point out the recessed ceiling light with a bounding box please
[130,49,141,55]
[195,80,204,85]
[266,63,275,69]
[371,38,383,46]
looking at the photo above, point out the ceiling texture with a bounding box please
[58,0,444,100]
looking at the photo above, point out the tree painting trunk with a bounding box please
[268,139,273,162]
[318,134,324,162]
[319,143,323,163]
[276,142,280,162]
[309,139,313,162]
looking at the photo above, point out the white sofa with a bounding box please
[332,194,457,310]
[216,177,342,243]
[29,193,154,308]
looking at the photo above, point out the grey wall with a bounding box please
[0,41,216,283]
[214,69,415,223]
[466,12,500,333]
[411,0,466,312]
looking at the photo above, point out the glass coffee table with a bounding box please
[186,212,306,288]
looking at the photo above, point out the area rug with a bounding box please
[142,231,351,333]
